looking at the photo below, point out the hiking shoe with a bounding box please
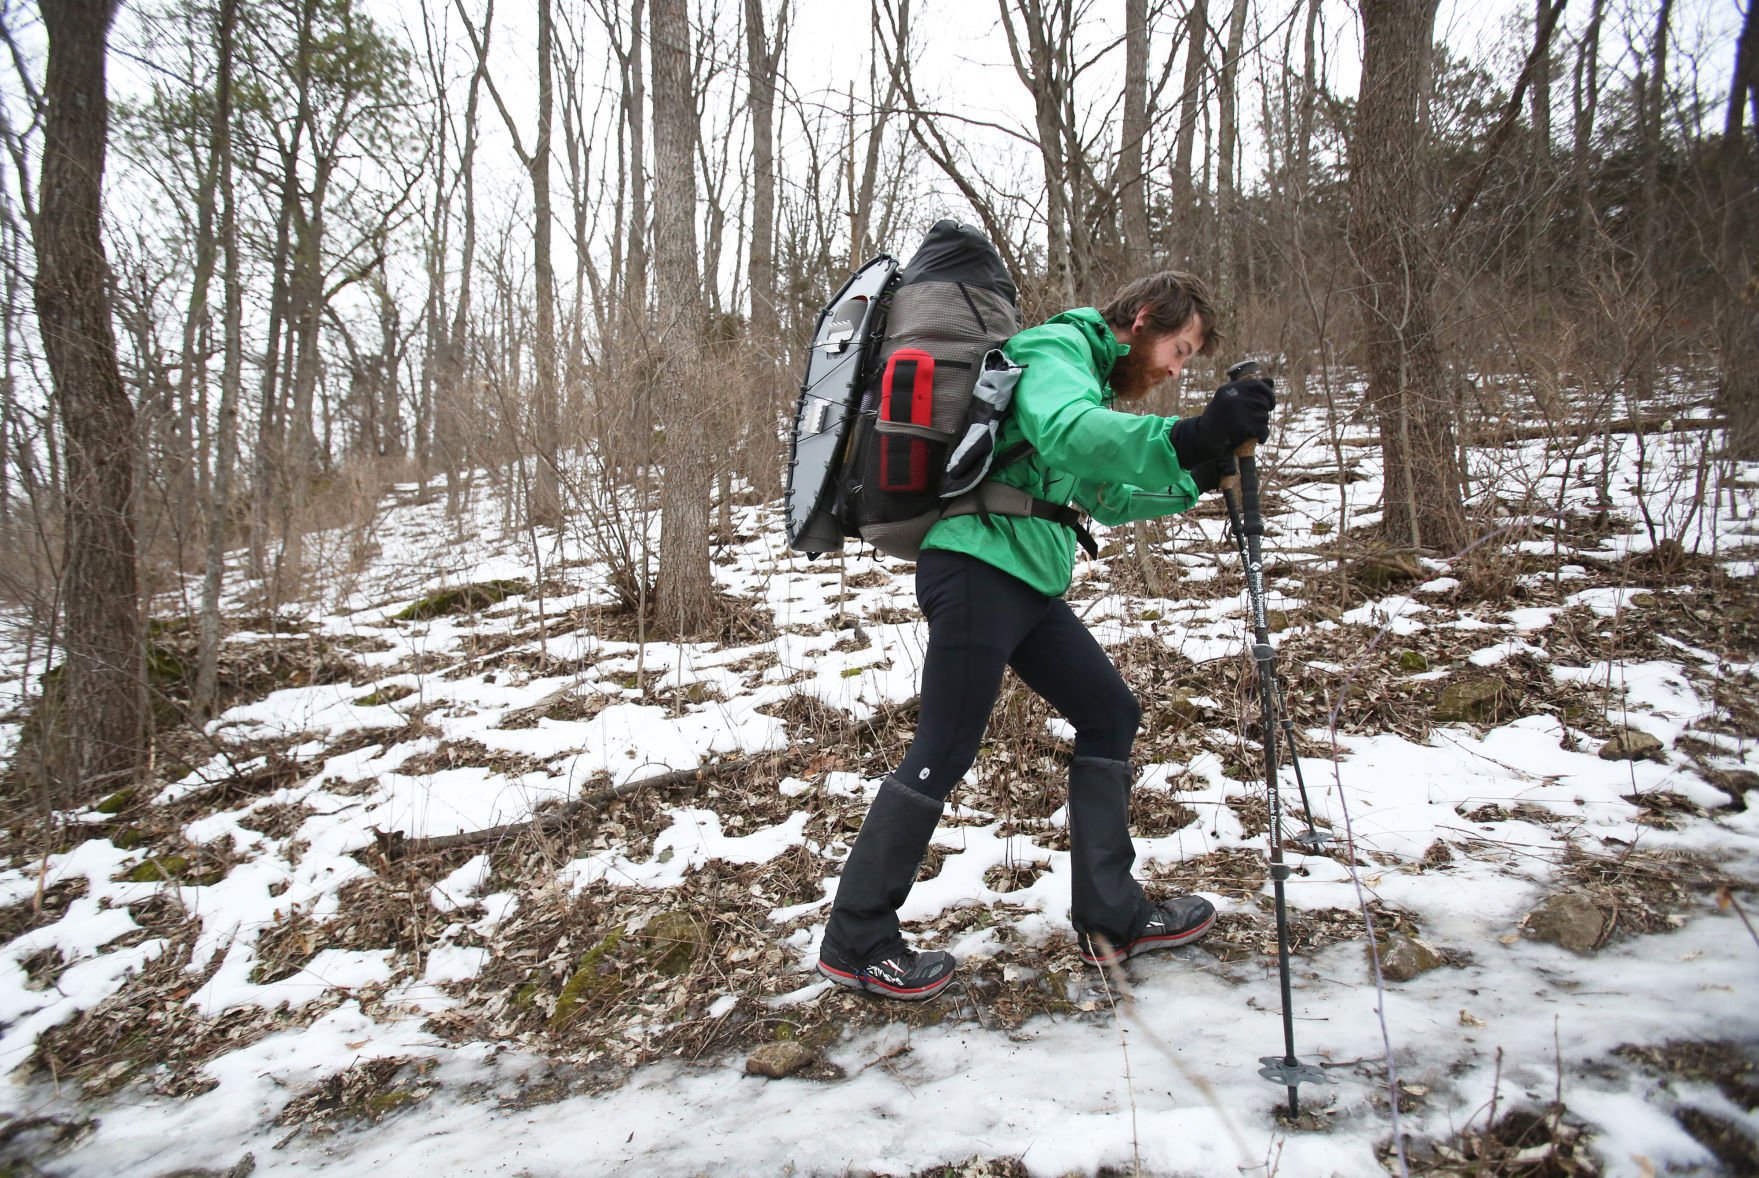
[817,940,956,1000]
[1079,895,1216,966]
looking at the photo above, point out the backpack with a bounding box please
[784,219,1094,560]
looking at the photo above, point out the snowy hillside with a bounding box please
[0,394,1755,1177]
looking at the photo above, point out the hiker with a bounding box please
[815,272,1276,1000]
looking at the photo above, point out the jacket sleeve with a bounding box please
[1071,473,1202,525]
[1005,324,1202,523]
[1006,325,1191,490]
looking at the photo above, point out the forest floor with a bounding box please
[0,390,1756,1177]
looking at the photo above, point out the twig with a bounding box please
[1095,945,1255,1169]
[857,1042,913,1073]
[1317,524,1531,1178]
[1718,887,1759,952]
[1487,1045,1503,1135]
[1091,939,1142,1178]
[1550,1017,1564,1141]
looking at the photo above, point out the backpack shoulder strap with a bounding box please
[993,438,1035,470]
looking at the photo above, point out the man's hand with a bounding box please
[1168,377,1276,474]
[1184,457,1225,493]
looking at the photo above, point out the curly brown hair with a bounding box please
[1098,271,1222,356]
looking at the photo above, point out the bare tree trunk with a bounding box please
[1121,0,1158,584]
[1215,0,1249,290]
[1119,0,1150,265]
[1172,0,1209,256]
[276,151,333,598]
[415,2,454,479]
[696,47,739,318]
[744,0,784,346]
[651,0,715,636]
[849,13,900,262]
[457,0,562,528]
[34,0,140,802]
[1623,0,1673,435]
[1348,0,1466,553]
[1295,0,1319,191]
[372,258,402,458]
[1719,0,1759,457]
[625,0,649,314]
[1570,0,1605,281]
[172,13,222,529]
[442,3,485,518]
[1638,0,1673,299]
[1282,0,1321,399]
[1531,0,1553,143]
[999,0,1080,305]
[0,210,18,520]
[529,0,562,527]
[196,0,242,721]
[249,0,317,583]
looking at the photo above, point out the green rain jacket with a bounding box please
[920,307,1203,597]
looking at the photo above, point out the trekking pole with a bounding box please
[1216,360,1328,1119]
[1214,382,1330,853]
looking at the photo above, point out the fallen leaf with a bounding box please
[1459,1010,1486,1028]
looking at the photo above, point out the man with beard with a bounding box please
[816,271,1278,1000]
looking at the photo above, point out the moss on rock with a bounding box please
[550,928,625,1030]
[395,580,529,622]
[641,911,708,976]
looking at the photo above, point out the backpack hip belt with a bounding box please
[940,480,1099,559]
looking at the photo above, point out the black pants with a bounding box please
[896,549,1141,801]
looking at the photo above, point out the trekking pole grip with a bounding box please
[1218,440,1254,493]
[1238,443,1263,520]
[1224,448,1252,492]
[1217,359,1262,495]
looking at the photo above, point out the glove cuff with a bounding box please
[1168,416,1218,473]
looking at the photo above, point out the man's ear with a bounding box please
[1131,306,1153,336]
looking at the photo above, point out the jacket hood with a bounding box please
[1041,307,1125,386]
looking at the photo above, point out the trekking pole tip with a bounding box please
[1291,828,1337,852]
[1260,1054,1327,1120]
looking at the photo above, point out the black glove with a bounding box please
[1168,377,1276,472]
[1185,457,1226,493]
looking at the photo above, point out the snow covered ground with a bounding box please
[0,397,1755,1176]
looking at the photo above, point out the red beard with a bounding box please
[1108,336,1157,401]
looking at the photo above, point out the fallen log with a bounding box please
[1477,413,1727,447]
[1322,413,1725,452]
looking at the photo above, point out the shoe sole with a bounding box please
[816,960,954,1000]
[1079,909,1217,967]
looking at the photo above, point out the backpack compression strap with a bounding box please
[942,481,1099,559]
